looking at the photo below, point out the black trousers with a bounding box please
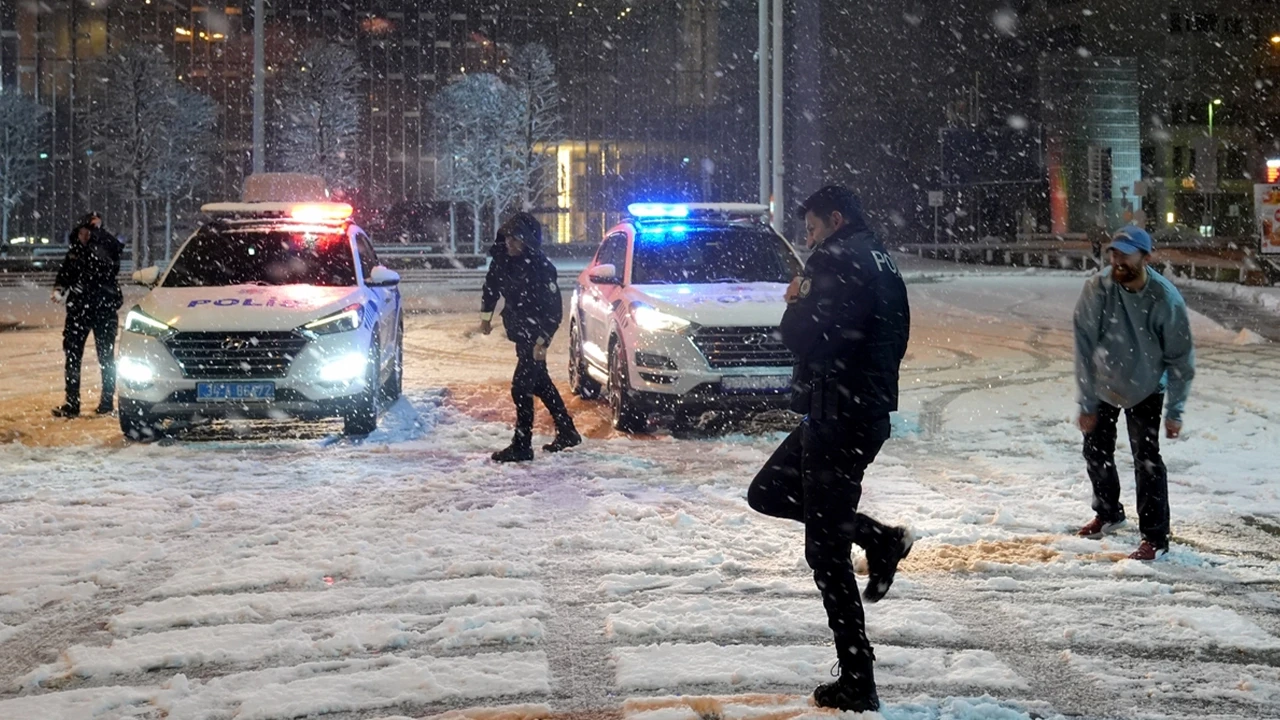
[1084,392,1170,548]
[64,305,118,410]
[510,341,575,446]
[747,415,893,669]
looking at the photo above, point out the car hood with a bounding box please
[139,285,363,332]
[629,282,788,327]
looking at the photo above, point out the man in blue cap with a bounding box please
[1073,226,1195,560]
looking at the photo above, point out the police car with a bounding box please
[568,203,802,432]
[116,200,403,439]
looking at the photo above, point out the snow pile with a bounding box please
[1233,328,1268,345]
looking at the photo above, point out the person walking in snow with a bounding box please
[51,212,124,418]
[1074,226,1195,561]
[747,186,913,713]
[479,212,581,463]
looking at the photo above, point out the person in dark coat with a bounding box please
[479,212,580,462]
[746,186,913,713]
[51,212,124,417]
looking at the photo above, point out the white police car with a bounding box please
[117,201,403,438]
[568,203,802,432]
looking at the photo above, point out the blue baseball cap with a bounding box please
[1108,226,1153,255]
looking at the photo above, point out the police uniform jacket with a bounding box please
[481,242,564,347]
[54,227,124,314]
[779,222,910,421]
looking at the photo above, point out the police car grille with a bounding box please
[692,326,793,369]
[164,331,308,379]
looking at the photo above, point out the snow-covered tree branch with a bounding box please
[273,41,364,194]
[506,44,562,211]
[86,45,208,266]
[143,85,217,261]
[432,73,525,252]
[0,89,49,245]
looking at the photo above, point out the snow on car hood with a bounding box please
[629,282,788,327]
[139,285,363,332]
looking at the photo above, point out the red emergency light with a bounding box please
[290,203,354,223]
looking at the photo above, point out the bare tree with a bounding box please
[273,41,363,193]
[143,85,217,261]
[85,45,177,265]
[506,44,562,211]
[432,73,524,252]
[0,89,49,244]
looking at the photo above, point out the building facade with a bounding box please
[1028,0,1280,237]
[2,0,766,249]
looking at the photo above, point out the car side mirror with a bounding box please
[367,265,400,287]
[589,263,621,285]
[132,266,161,286]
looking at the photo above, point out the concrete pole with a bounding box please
[771,0,785,235]
[758,0,770,206]
[252,0,266,176]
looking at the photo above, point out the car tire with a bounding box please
[568,320,601,399]
[381,318,403,402]
[119,401,162,441]
[343,343,381,436]
[608,341,647,433]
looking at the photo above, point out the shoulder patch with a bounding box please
[798,277,812,299]
[548,280,559,293]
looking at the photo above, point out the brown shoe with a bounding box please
[1128,540,1167,561]
[1078,516,1127,539]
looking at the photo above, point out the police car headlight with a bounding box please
[124,307,172,337]
[319,352,368,383]
[117,357,155,386]
[304,304,363,335]
[631,303,691,334]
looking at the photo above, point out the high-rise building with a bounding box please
[1,1,764,248]
[1027,0,1280,236]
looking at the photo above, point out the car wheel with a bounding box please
[608,342,647,433]
[119,401,163,441]
[568,320,601,399]
[381,318,403,402]
[344,343,381,436]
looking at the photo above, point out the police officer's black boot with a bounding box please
[52,402,80,418]
[863,525,915,603]
[813,650,879,713]
[492,428,534,463]
[542,417,581,453]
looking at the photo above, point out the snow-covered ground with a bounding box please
[0,266,1277,720]
[1179,276,1280,315]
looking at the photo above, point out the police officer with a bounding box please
[746,186,913,713]
[51,212,124,417]
[479,212,581,462]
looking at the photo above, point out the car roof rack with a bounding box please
[201,202,354,225]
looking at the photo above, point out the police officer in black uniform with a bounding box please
[480,212,581,462]
[747,186,913,713]
[51,212,124,417]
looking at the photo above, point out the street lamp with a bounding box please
[1208,97,1222,138]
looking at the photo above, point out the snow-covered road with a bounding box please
[0,268,1277,720]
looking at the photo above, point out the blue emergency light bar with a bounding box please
[637,224,689,236]
[627,203,690,218]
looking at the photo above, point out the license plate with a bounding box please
[197,382,276,402]
[721,375,792,393]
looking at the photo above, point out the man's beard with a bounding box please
[1112,265,1138,283]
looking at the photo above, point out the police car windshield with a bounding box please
[163,231,357,287]
[630,226,799,285]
